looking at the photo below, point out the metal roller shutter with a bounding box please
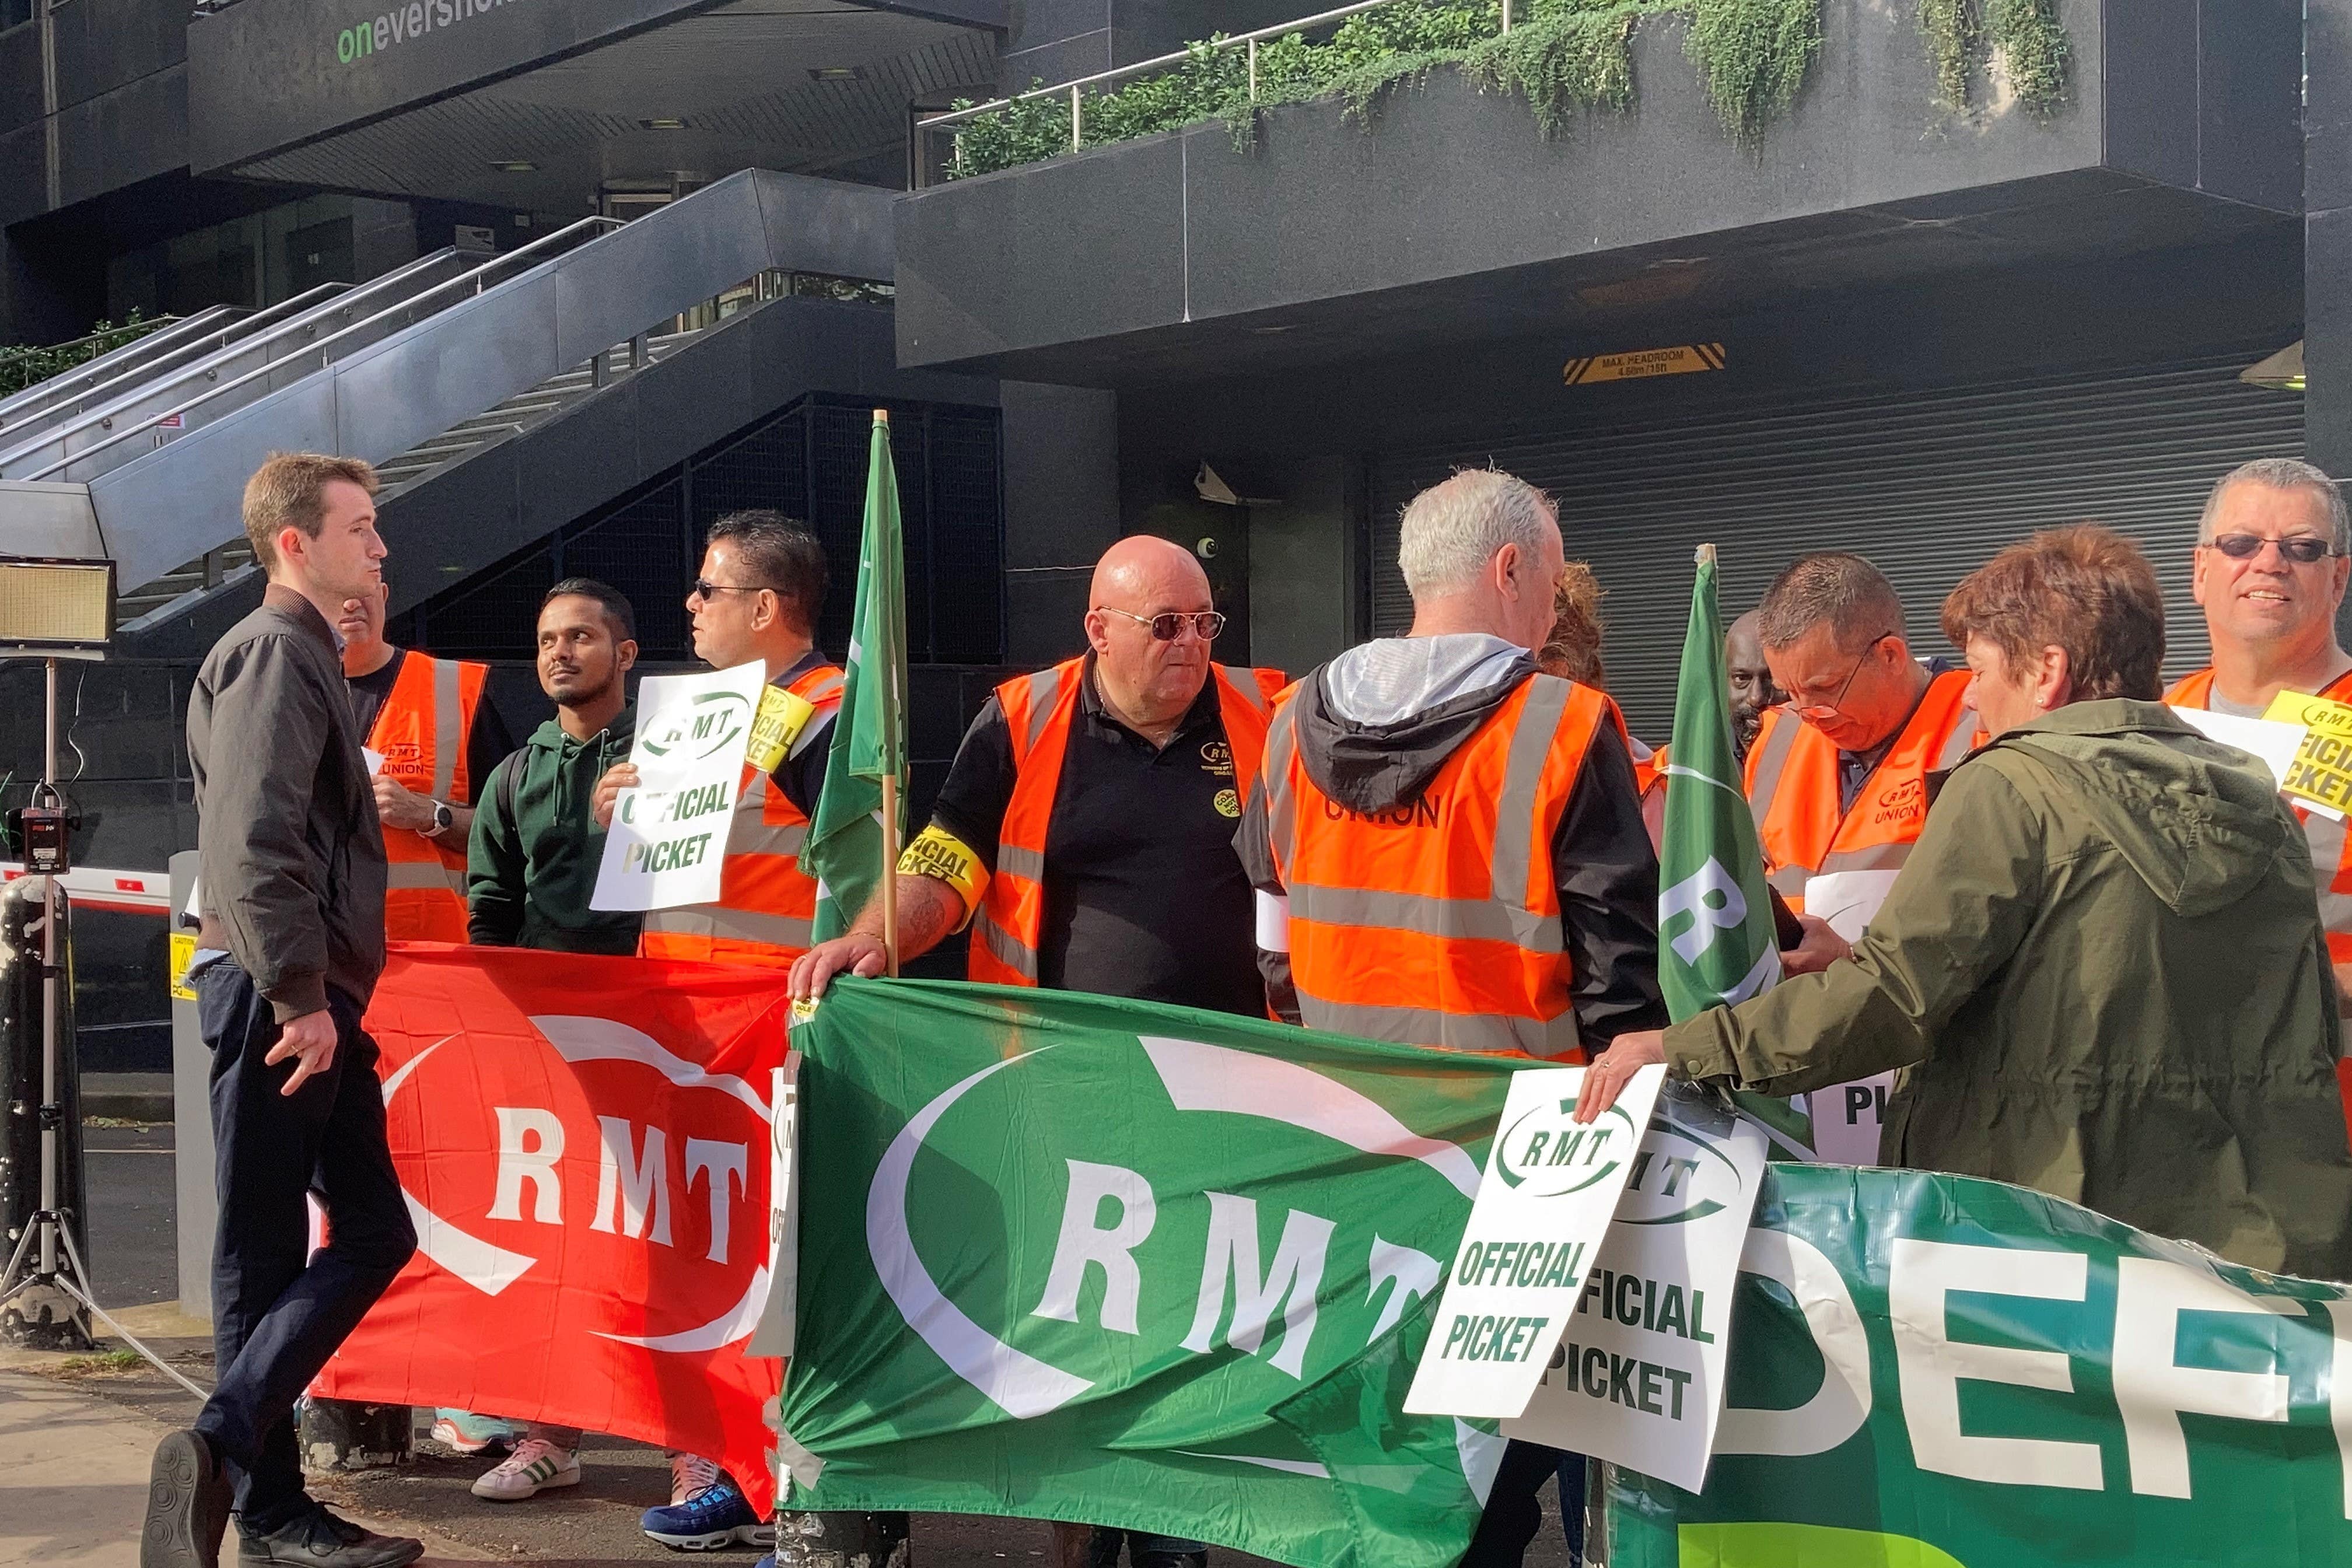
[1368,351,2306,737]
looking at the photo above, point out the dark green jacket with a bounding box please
[1667,699,2352,1279]
[467,705,641,956]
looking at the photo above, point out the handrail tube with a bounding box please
[0,315,184,366]
[16,219,622,482]
[916,0,1396,128]
[0,264,473,471]
[0,288,349,442]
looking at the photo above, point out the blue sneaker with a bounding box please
[640,1458,771,1550]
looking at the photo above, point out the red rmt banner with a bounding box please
[315,946,793,1510]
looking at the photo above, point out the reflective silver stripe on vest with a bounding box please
[1286,881,1562,954]
[386,860,461,892]
[971,909,1039,981]
[1812,842,1913,878]
[1261,700,1304,878]
[1224,668,1272,716]
[802,672,845,706]
[2305,811,2352,937]
[1017,668,1062,757]
[1490,676,1572,914]
[995,842,1047,883]
[646,905,815,950]
[640,771,807,938]
[429,656,463,802]
[1934,715,1981,769]
[1768,864,1810,898]
[1298,993,1580,1059]
[1744,710,1803,839]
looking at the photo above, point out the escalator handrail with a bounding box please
[15,216,624,482]
[0,290,344,437]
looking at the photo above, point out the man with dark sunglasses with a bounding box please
[791,534,1282,1568]
[2167,457,2352,1017]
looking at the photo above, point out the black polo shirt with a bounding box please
[928,659,1263,1017]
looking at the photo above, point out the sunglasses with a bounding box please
[2204,534,2341,565]
[691,578,769,600]
[1097,607,1226,642]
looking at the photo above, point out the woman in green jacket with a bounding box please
[1583,524,2352,1279]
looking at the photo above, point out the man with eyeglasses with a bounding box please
[792,534,1281,1568]
[2166,457,2352,1017]
[1738,552,1980,1160]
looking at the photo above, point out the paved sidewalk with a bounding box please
[0,1369,494,1568]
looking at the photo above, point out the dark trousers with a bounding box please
[191,965,416,1534]
[1458,1440,1566,1568]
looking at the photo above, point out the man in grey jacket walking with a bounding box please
[144,454,422,1568]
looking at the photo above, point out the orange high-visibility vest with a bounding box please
[2168,665,2352,1128]
[368,651,491,944]
[967,657,1286,987]
[1633,740,1667,802]
[1255,671,1611,1060]
[1742,668,1980,912]
[639,662,845,970]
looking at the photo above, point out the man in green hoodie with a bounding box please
[467,578,641,956]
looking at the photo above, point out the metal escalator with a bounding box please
[112,327,701,624]
[0,169,894,628]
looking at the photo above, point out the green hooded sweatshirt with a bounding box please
[1666,698,2352,1279]
[466,704,640,956]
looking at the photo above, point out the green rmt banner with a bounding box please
[1658,543,1782,1021]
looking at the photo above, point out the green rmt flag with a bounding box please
[1658,544,1782,1019]
[800,409,908,942]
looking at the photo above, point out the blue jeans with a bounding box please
[192,966,416,1534]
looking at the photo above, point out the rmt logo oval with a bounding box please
[381,1014,774,1352]
[1492,1096,1639,1198]
[640,691,753,763]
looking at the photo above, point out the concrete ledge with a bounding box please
[80,1073,172,1124]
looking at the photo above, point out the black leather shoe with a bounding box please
[236,1507,424,1568]
[142,1429,232,1568]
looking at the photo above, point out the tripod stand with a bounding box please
[0,656,206,1399]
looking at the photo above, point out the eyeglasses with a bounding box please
[1790,634,1894,722]
[2204,534,2341,565]
[691,578,769,600]
[1096,607,1226,642]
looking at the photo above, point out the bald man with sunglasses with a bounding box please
[2166,458,2352,1017]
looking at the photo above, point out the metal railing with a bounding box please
[11,215,623,484]
[0,314,183,371]
[912,0,1507,183]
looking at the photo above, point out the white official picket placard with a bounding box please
[1798,869,1899,1166]
[1404,1062,1665,1419]
[1504,1087,1767,1491]
[592,660,767,912]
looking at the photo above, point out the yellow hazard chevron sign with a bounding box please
[1562,342,1726,386]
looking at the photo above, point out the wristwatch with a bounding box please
[422,800,455,838]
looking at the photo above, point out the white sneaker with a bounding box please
[667,1451,722,1508]
[471,1437,582,1502]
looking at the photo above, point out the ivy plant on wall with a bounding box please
[1918,0,2069,116]
[942,0,2070,181]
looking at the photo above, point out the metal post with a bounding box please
[1070,84,1082,150]
[36,660,55,1283]
[1248,36,1259,101]
[1500,0,1510,32]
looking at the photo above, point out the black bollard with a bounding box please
[772,1510,911,1568]
[0,876,89,1349]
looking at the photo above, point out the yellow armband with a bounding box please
[899,824,988,928]
[746,686,818,774]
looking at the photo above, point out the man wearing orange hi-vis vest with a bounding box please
[594,510,843,974]
[338,582,512,943]
[1232,467,1664,1568]
[2165,457,2352,1025]
[1732,551,1982,1164]
[792,531,1282,1568]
